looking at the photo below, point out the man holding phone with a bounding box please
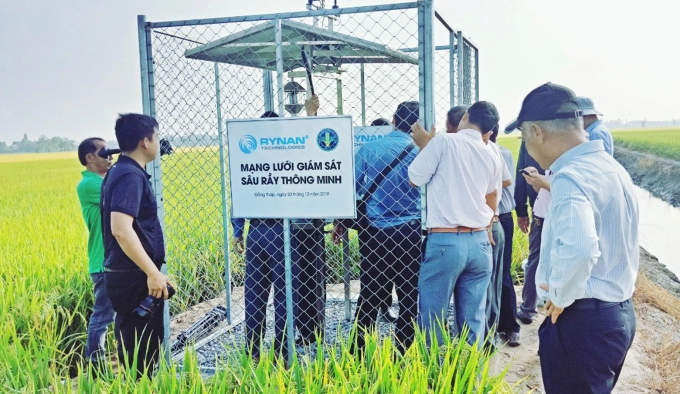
[102,113,171,377]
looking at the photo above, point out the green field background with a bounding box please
[5,127,674,390]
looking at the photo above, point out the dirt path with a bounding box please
[491,287,668,393]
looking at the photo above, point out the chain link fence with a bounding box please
[138,1,479,362]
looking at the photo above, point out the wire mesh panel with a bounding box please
[140,2,479,363]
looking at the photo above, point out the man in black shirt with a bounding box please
[101,113,171,377]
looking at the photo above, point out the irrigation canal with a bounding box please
[634,185,680,277]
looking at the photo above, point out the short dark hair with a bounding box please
[467,101,500,133]
[370,118,391,126]
[77,138,106,166]
[490,123,499,143]
[446,105,469,129]
[261,111,279,118]
[394,101,419,132]
[115,114,158,152]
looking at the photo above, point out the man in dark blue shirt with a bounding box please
[102,113,171,377]
[506,130,545,326]
[332,101,421,353]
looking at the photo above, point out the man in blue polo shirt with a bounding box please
[101,113,171,377]
[576,96,614,155]
[332,101,421,353]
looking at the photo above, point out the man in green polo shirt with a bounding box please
[76,137,115,368]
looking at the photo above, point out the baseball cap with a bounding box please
[504,83,582,133]
[576,97,603,116]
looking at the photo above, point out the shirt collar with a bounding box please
[81,170,102,178]
[550,140,605,174]
[586,119,602,132]
[388,130,411,138]
[117,155,152,179]
[458,128,483,140]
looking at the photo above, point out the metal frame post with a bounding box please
[215,63,232,324]
[474,47,480,101]
[263,70,275,112]
[418,0,435,231]
[449,31,455,108]
[138,14,171,363]
[456,30,465,105]
[275,17,296,365]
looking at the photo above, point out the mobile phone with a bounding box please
[521,169,531,176]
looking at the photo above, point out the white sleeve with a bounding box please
[486,155,501,194]
[502,158,512,182]
[408,136,443,187]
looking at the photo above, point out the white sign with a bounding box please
[353,126,393,153]
[227,116,355,219]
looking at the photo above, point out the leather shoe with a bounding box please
[516,310,532,325]
[379,306,398,323]
[506,332,521,347]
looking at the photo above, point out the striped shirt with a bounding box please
[535,140,639,308]
[498,146,515,215]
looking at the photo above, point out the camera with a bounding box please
[134,284,176,317]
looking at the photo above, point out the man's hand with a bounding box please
[148,271,171,300]
[410,121,436,150]
[517,216,530,234]
[232,236,245,254]
[487,228,496,246]
[544,300,564,324]
[523,172,550,192]
[305,94,320,116]
[331,223,346,245]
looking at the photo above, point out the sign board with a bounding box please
[227,116,355,219]
[352,126,393,153]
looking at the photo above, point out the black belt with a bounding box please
[533,216,544,227]
[568,298,631,310]
[250,219,282,226]
[498,212,512,219]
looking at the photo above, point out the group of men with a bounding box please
[77,82,639,393]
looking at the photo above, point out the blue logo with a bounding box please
[239,135,257,154]
[317,128,339,152]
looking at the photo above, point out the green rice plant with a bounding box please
[612,128,680,161]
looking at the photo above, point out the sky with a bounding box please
[1,0,679,144]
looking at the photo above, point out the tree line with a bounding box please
[0,134,79,154]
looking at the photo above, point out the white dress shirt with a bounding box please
[408,129,501,229]
[535,141,639,308]
[532,170,553,219]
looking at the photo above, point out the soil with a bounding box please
[495,248,680,393]
[614,146,680,208]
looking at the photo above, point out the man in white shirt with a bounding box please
[482,124,512,348]
[409,101,502,346]
[506,83,638,393]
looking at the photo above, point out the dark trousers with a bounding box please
[105,270,163,378]
[244,221,290,359]
[355,220,421,350]
[292,225,326,340]
[538,298,636,394]
[498,213,520,334]
[518,216,543,320]
[114,305,164,377]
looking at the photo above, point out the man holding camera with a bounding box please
[77,138,115,369]
[101,113,172,377]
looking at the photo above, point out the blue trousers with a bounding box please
[484,221,505,343]
[418,231,492,347]
[244,221,290,359]
[538,298,636,394]
[86,272,116,362]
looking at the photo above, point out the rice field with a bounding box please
[612,127,680,161]
[0,149,529,392]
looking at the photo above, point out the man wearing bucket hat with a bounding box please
[576,96,614,155]
[506,83,639,393]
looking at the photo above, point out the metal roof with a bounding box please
[184,19,418,71]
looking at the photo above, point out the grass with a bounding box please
[611,127,680,162]
[0,150,530,392]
